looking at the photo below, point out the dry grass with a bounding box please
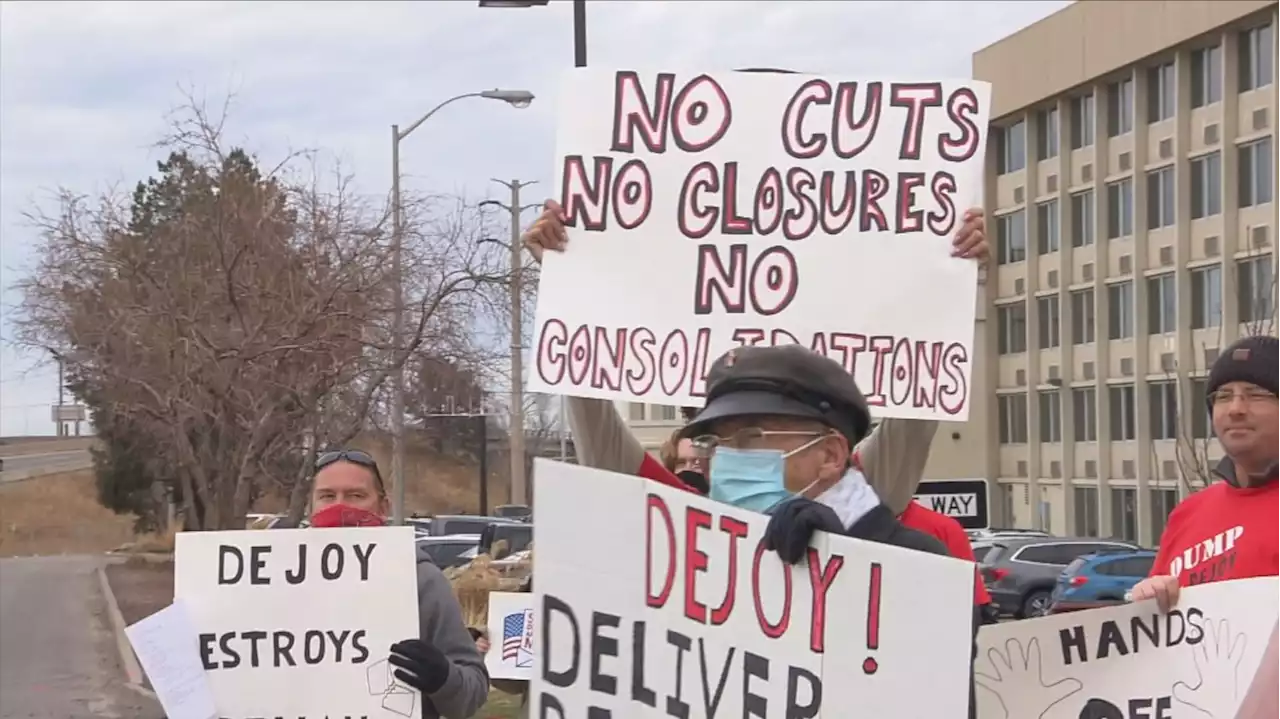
[0,436,97,456]
[0,469,144,557]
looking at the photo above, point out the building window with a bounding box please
[1109,383,1137,441]
[1191,45,1222,107]
[1239,23,1275,92]
[1110,487,1137,542]
[1147,273,1176,335]
[1238,137,1274,208]
[1146,167,1175,230]
[1190,377,1214,439]
[1074,486,1099,537]
[1149,380,1178,440]
[1237,255,1276,324]
[1036,107,1059,160]
[1149,488,1179,541]
[998,394,1029,444]
[1070,93,1096,149]
[1070,191,1095,248]
[997,210,1027,265]
[1190,152,1222,219]
[1147,63,1176,122]
[1107,77,1134,137]
[1107,179,1133,239]
[656,405,676,421]
[997,120,1027,174]
[1037,295,1060,349]
[1073,387,1097,442]
[1191,264,1222,329]
[1108,281,1134,339]
[1071,289,1096,345]
[1039,389,1062,442]
[1036,200,1060,255]
[628,403,646,421]
[997,303,1027,355]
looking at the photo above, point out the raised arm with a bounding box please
[564,396,646,474]
[854,418,940,515]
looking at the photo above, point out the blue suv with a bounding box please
[1047,549,1156,614]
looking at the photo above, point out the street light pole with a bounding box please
[387,89,535,525]
[478,0,587,67]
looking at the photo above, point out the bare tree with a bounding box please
[11,98,510,529]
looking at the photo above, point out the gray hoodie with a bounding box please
[564,396,940,514]
[414,557,490,718]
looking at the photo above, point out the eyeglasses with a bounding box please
[689,428,826,456]
[1208,388,1277,406]
[315,449,386,495]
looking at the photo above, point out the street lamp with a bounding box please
[478,184,541,507]
[479,0,587,68]
[389,89,534,526]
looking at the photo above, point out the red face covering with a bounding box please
[310,504,386,528]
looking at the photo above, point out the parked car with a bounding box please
[966,527,1052,542]
[971,540,997,563]
[479,521,533,557]
[493,504,532,521]
[1047,549,1157,614]
[405,517,432,536]
[428,514,519,537]
[979,536,1142,618]
[415,533,482,569]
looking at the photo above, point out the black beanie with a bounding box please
[1206,335,1278,404]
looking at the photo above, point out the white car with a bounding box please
[415,533,481,568]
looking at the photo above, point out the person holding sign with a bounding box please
[310,450,492,718]
[521,198,989,512]
[1130,336,1278,612]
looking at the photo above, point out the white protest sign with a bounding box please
[530,459,975,717]
[125,600,217,719]
[975,578,1279,719]
[174,527,420,719]
[529,69,991,420]
[486,591,537,680]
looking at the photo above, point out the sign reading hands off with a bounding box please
[529,69,991,420]
[174,527,420,719]
[975,578,1279,719]
[531,459,976,717]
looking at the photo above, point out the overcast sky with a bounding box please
[0,0,1070,436]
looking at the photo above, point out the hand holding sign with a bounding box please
[975,637,1083,719]
[1172,618,1248,718]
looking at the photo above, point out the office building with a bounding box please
[935,0,1277,546]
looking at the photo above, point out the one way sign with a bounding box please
[912,479,990,530]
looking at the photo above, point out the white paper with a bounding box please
[125,600,218,719]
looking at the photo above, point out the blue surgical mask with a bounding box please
[709,447,791,513]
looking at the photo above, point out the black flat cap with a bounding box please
[682,344,871,446]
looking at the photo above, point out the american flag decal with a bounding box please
[502,610,534,663]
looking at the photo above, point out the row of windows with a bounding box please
[996,374,1218,448]
[996,484,1178,543]
[995,137,1273,264]
[997,23,1273,174]
[995,256,1274,354]
[627,403,678,422]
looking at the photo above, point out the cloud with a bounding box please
[0,0,1069,435]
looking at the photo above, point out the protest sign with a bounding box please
[487,591,538,680]
[975,577,1279,719]
[529,69,991,420]
[530,458,976,717]
[174,527,420,719]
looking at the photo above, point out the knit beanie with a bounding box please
[1206,335,1278,405]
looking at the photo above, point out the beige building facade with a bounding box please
[922,0,1277,546]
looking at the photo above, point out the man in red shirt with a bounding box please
[1130,335,1278,611]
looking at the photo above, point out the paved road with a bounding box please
[0,556,162,719]
[0,450,92,483]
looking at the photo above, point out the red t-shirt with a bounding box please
[899,502,993,605]
[1150,479,1279,586]
[637,453,696,493]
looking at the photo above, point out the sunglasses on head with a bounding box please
[315,450,386,494]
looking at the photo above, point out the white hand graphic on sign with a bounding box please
[975,637,1083,719]
[1172,618,1247,719]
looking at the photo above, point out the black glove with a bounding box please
[389,638,451,695]
[764,498,844,565]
